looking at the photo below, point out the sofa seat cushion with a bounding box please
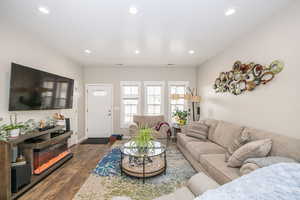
[186,141,226,162]
[210,121,244,148]
[200,154,240,184]
[153,187,195,200]
[177,133,201,148]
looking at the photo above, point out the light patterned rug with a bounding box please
[73,141,196,200]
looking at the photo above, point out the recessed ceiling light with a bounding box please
[188,50,195,54]
[38,6,50,14]
[84,49,92,54]
[225,8,236,16]
[115,64,124,67]
[134,50,140,54]
[129,6,138,15]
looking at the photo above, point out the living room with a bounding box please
[0,0,300,200]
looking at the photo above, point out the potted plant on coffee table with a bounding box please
[129,127,154,166]
[133,128,154,153]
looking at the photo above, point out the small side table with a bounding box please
[172,124,182,142]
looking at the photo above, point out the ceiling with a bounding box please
[0,0,294,68]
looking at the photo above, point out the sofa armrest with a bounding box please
[180,125,189,135]
[187,172,220,196]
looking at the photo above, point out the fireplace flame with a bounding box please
[34,150,70,175]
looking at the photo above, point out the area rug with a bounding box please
[73,142,196,200]
[93,148,121,176]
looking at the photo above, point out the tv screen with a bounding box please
[9,63,74,111]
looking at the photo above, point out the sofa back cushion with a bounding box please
[133,115,164,128]
[209,120,244,148]
[186,122,209,140]
[225,131,251,161]
[243,127,300,161]
[203,119,219,141]
[186,129,208,140]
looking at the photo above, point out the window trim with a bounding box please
[168,81,189,123]
[143,81,165,116]
[120,81,141,128]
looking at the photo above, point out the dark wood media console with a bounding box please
[0,126,73,200]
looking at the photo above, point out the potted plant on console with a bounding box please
[173,109,190,126]
[0,117,9,141]
[0,115,34,139]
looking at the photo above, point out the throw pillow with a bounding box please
[239,163,260,176]
[186,122,209,140]
[225,131,251,162]
[240,156,297,176]
[227,139,272,168]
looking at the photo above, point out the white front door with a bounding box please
[86,84,113,138]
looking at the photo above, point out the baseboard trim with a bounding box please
[77,136,88,144]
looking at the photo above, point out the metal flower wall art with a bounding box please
[213,60,284,95]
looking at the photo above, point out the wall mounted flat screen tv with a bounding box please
[9,63,74,111]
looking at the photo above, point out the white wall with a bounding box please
[197,2,300,139]
[0,22,85,143]
[84,67,197,135]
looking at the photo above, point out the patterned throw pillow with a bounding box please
[227,139,272,168]
[225,131,251,162]
[186,122,209,140]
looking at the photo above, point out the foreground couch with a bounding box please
[177,119,300,184]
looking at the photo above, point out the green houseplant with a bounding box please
[1,123,26,138]
[0,118,9,141]
[0,115,35,140]
[173,109,190,126]
[132,128,154,153]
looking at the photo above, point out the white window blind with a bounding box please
[120,81,141,128]
[168,81,189,122]
[144,81,164,115]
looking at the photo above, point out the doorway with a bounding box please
[86,84,113,141]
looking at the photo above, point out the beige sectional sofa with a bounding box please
[120,119,300,200]
[177,119,300,185]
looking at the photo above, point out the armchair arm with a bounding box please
[155,123,170,139]
[128,122,138,137]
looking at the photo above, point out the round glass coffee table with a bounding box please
[120,141,167,183]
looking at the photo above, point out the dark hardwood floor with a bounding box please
[19,144,109,200]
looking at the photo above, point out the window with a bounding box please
[120,81,141,128]
[144,81,164,115]
[168,81,189,122]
